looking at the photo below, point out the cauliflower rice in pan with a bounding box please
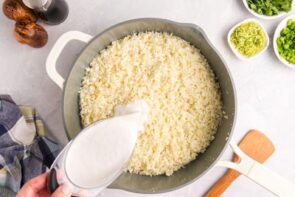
[79,32,223,176]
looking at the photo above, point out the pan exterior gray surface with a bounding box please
[61,18,236,194]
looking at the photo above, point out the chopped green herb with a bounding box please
[247,0,292,16]
[230,21,266,58]
[276,19,295,64]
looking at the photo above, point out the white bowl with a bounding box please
[273,15,295,69]
[227,18,269,60]
[242,0,294,20]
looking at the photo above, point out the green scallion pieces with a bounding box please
[276,19,295,64]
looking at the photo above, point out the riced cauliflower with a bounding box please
[79,32,223,176]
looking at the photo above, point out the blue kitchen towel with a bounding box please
[0,95,60,197]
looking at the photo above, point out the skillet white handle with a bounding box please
[46,31,93,89]
[216,141,295,196]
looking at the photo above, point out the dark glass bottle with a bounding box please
[23,0,68,25]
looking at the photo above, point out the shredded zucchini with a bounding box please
[230,21,266,58]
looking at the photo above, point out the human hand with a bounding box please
[17,172,71,197]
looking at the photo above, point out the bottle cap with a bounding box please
[22,0,47,9]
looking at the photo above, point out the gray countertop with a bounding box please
[1,0,295,196]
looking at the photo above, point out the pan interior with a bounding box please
[62,18,235,194]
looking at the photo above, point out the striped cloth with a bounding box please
[0,95,60,197]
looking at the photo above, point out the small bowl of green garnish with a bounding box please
[228,19,269,60]
[243,0,294,20]
[274,15,295,68]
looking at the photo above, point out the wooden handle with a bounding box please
[204,130,275,197]
[204,169,240,197]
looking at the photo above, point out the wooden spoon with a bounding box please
[204,129,275,197]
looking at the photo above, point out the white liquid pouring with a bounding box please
[64,100,148,189]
